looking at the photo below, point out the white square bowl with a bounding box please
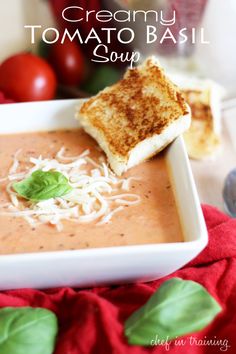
[0,99,208,290]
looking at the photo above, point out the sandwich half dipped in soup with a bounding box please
[77,57,191,175]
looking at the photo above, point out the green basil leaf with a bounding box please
[13,170,72,201]
[0,307,58,354]
[125,278,222,346]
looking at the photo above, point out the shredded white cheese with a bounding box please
[9,149,22,174]
[0,147,141,231]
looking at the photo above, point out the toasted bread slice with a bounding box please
[76,57,191,175]
[182,88,221,159]
[171,74,223,159]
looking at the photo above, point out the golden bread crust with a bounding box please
[79,58,189,157]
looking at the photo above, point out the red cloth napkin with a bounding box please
[0,205,236,354]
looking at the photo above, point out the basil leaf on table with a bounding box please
[13,170,72,201]
[125,278,222,346]
[0,307,58,354]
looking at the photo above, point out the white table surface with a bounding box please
[190,108,236,212]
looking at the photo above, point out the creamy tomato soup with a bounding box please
[0,129,183,255]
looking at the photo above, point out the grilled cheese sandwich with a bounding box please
[76,57,191,175]
[171,73,223,159]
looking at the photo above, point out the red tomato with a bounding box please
[49,40,84,86]
[0,53,56,102]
